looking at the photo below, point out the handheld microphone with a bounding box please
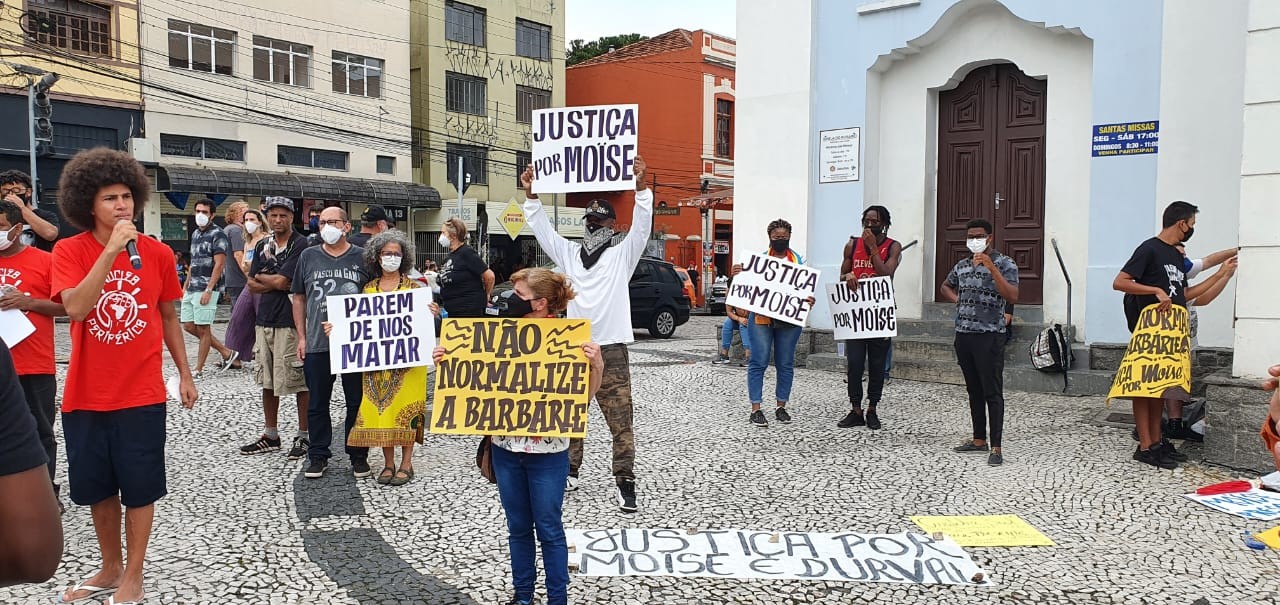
[126,239,142,269]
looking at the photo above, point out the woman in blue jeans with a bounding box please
[748,219,813,428]
[434,267,603,605]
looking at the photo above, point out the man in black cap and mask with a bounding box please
[519,156,649,513]
[347,205,392,248]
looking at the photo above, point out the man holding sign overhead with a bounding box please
[521,128,648,513]
[835,206,901,431]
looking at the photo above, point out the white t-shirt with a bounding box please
[523,189,653,346]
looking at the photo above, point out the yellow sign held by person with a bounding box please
[910,515,1056,547]
[1107,304,1192,402]
[429,318,592,438]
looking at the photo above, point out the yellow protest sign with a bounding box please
[910,515,1056,547]
[1255,526,1280,550]
[1107,304,1191,401]
[429,318,592,438]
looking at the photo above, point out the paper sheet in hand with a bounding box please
[0,308,35,347]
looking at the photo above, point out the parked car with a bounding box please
[489,257,692,338]
[671,266,700,309]
[708,278,729,314]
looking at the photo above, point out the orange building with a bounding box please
[566,29,735,283]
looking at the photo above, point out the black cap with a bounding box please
[585,199,616,220]
[361,205,389,223]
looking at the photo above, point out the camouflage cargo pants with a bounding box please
[569,343,634,483]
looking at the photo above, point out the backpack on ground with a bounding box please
[1029,323,1073,392]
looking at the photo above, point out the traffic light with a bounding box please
[32,72,57,155]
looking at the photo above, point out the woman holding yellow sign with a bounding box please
[433,267,604,605]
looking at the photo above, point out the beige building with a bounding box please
[409,0,570,272]
[133,0,439,246]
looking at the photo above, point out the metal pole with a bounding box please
[27,81,38,207]
[456,156,464,213]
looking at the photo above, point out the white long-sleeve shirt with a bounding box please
[523,189,653,345]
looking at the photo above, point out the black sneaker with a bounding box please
[1166,419,1202,442]
[304,458,328,478]
[988,451,1004,466]
[865,409,882,430]
[287,436,309,461]
[616,479,638,513]
[1158,440,1187,463]
[712,355,731,365]
[1133,446,1177,469]
[953,441,990,453]
[502,597,536,605]
[749,409,768,428]
[352,459,372,478]
[775,407,792,424]
[837,408,866,428]
[239,434,282,455]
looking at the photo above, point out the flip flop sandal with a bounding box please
[105,593,145,605]
[376,467,396,485]
[389,468,414,486]
[57,581,117,603]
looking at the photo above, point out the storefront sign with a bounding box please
[819,127,860,183]
[713,241,730,255]
[1091,121,1159,157]
[416,199,479,230]
[487,200,586,239]
[532,104,639,194]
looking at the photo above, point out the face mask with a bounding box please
[865,225,884,236]
[320,224,343,245]
[195,213,210,228]
[380,255,402,273]
[244,220,259,235]
[0,227,15,251]
[500,293,535,318]
[438,233,452,249]
[586,222,604,234]
[1182,224,1195,243]
[309,217,320,230]
[769,239,789,253]
[966,238,987,254]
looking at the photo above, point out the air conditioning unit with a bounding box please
[126,138,156,163]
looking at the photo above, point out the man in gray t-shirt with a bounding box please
[290,206,369,478]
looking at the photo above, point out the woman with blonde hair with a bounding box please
[437,217,495,317]
[434,267,604,605]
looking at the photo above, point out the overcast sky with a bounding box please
[563,0,736,44]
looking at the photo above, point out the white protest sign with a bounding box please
[566,529,990,586]
[827,276,897,340]
[1184,488,1280,521]
[327,288,435,374]
[725,253,819,326]
[531,104,638,194]
[0,307,35,347]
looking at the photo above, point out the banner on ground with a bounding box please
[909,515,1055,547]
[531,104,638,194]
[1107,304,1191,401]
[430,318,592,438]
[327,288,434,374]
[1185,488,1280,521]
[566,529,990,586]
[726,253,819,326]
[827,276,897,340]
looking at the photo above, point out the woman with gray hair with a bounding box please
[331,230,434,485]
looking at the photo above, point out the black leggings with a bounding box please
[953,332,1006,447]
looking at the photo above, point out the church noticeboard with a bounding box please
[1091,121,1159,157]
[819,127,860,183]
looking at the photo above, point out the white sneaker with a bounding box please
[219,350,241,373]
[566,475,579,492]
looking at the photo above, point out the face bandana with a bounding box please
[580,223,627,270]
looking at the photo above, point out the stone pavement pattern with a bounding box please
[4,316,1279,604]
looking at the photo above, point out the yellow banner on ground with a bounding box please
[1255,526,1280,550]
[909,515,1056,547]
[1107,304,1191,401]
[429,318,592,438]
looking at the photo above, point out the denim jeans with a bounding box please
[493,446,570,605]
[719,317,752,353]
[303,353,367,463]
[747,316,803,404]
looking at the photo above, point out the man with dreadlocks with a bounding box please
[520,155,648,514]
[836,205,902,431]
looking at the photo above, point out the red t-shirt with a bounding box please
[52,233,182,412]
[0,246,55,375]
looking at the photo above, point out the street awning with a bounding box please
[154,165,442,208]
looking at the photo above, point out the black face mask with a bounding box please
[865,225,884,236]
[585,222,604,234]
[769,239,789,253]
[1182,224,1194,243]
[500,294,535,318]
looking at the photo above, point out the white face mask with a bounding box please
[244,220,259,235]
[0,227,15,251]
[320,224,344,245]
[438,233,452,249]
[380,255,402,273]
[966,237,988,255]
[194,213,211,228]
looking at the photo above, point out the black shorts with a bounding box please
[62,403,167,508]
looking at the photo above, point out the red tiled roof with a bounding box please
[571,29,693,68]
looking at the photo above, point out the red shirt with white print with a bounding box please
[0,246,56,375]
[52,233,182,412]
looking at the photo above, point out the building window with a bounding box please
[445,1,485,46]
[445,71,486,115]
[515,151,531,186]
[376,155,396,175]
[253,36,310,87]
[715,99,733,158]
[411,129,423,168]
[515,19,551,61]
[160,134,246,161]
[516,86,551,124]
[27,0,111,57]
[277,145,348,170]
[332,52,383,98]
[446,143,487,185]
[168,20,234,75]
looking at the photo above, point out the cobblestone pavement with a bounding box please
[5,316,1280,604]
